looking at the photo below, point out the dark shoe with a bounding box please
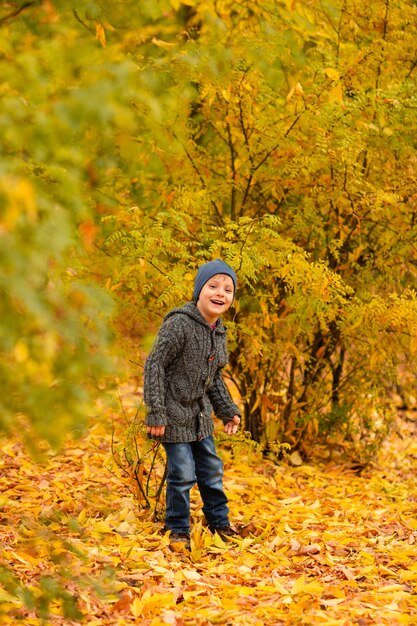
[169,531,191,551]
[209,525,239,541]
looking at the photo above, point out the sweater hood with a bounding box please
[164,301,227,333]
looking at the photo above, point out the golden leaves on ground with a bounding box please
[1,414,417,624]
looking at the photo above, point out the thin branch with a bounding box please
[375,0,390,91]
[131,424,142,467]
[133,462,151,508]
[173,131,224,225]
[73,8,95,34]
[405,55,417,80]
[116,386,131,427]
[110,422,130,478]
[146,443,158,495]
[225,119,237,221]
[238,97,255,212]
[106,465,136,498]
[236,217,257,272]
[284,114,302,139]
[335,0,348,61]
[153,461,168,518]
[223,367,244,398]
[0,1,36,25]
[147,258,175,283]
[129,359,144,370]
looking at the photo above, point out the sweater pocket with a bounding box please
[166,396,199,427]
[167,375,200,404]
[166,353,208,402]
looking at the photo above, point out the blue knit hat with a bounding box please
[193,259,237,302]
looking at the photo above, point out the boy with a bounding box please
[144,259,241,550]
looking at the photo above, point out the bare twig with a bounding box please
[405,55,417,80]
[111,422,129,477]
[73,8,94,34]
[117,386,131,427]
[129,359,144,370]
[133,462,151,508]
[146,442,163,496]
[172,131,224,225]
[225,117,237,221]
[0,1,36,25]
[106,465,136,498]
[153,460,168,518]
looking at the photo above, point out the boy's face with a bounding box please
[196,274,234,324]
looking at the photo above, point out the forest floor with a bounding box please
[1,383,417,625]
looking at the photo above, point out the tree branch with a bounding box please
[226,118,237,221]
[73,8,95,34]
[405,55,417,80]
[173,131,224,225]
[0,1,37,25]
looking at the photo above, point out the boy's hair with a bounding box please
[193,259,237,302]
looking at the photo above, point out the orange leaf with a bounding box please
[95,23,106,47]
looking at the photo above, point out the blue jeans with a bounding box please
[162,436,229,533]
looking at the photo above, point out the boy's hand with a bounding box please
[147,425,166,437]
[224,415,240,435]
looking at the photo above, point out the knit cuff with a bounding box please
[218,404,241,424]
[145,412,168,427]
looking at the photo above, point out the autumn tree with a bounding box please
[104,0,417,461]
[0,0,129,449]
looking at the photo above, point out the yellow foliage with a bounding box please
[0,177,37,233]
[324,68,341,80]
[329,82,343,102]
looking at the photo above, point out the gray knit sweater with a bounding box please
[144,302,241,443]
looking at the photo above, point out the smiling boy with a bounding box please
[144,259,241,550]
